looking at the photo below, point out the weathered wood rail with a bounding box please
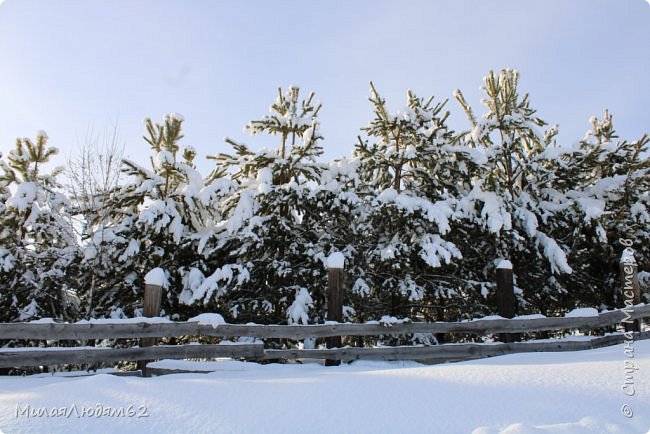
[264,331,650,361]
[0,304,648,370]
[0,344,263,369]
[1,332,648,368]
[1,304,648,341]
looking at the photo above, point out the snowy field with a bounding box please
[0,341,649,434]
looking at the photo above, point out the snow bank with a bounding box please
[1,341,648,433]
[472,416,625,434]
[148,359,249,372]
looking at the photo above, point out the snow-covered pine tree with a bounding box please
[0,132,79,322]
[352,84,466,321]
[85,114,232,318]
[552,111,650,308]
[198,86,328,325]
[453,69,573,315]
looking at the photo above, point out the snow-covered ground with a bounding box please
[0,341,649,434]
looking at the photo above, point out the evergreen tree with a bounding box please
[0,73,645,327]
[0,132,79,321]
[198,86,329,325]
[352,84,466,321]
[454,69,573,315]
[85,114,231,318]
[553,111,650,307]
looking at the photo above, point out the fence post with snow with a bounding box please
[139,267,165,377]
[496,259,515,319]
[325,252,344,366]
[620,249,640,332]
[496,259,518,342]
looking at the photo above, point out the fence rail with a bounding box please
[0,344,263,369]
[1,304,648,372]
[1,332,648,368]
[1,304,648,341]
[264,331,650,361]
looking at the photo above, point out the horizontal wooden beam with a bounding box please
[0,322,201,340]
[1,332,646,369]
[0,343,264,368]
[0,305,648,341]
[208,305,650,338]
[263,331,650,362]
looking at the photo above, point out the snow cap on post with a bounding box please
[497,259,513,270]
[327,252,345,269]
[144,267,167,288]
[620,248,636,264]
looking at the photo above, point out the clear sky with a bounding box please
[0,0,648,175]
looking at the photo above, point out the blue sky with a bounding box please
[0,0,648,175]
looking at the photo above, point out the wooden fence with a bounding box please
[1,304,649,373]
[1,254,646,375]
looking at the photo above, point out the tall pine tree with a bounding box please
[454,70,572,315]
[198,86,328,325]
[352,84,465,321]
[0,132,79,321]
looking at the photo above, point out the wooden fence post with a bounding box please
[325,252,344,366]
[496,259,517,342]
[138,268,164,377]
[620,249,641,332]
